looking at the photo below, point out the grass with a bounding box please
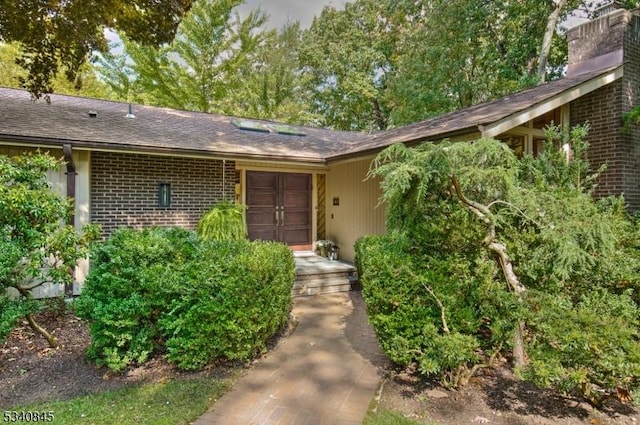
[364,407,436,425]
[13,376,233,425]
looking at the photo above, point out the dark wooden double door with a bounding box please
[246,172,312,245]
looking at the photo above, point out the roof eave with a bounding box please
[480,66,624,138]
[0,135,329,166]
[324,127,479,163]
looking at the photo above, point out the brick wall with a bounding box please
[568,9,640,210]
[91,151,236,235]
[567,9,629,64]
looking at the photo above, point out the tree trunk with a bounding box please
[15,284,60,348]
[450,175,527,367]
[489,241,527,368]
[538,0,567,83]
[26,314,59,348]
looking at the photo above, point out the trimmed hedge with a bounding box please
[75,227,295,371]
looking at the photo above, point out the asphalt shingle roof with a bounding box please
[0,65,621,163]
[0,89,368,163]
[334,66,622,159]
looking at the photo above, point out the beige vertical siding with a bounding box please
[73,150,91,289]
[325,156,386,262]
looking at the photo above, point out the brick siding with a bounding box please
[91,151,236,235]
[568,9,640,210]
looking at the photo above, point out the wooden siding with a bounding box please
[325,157,386,262]
[317,174,327,240]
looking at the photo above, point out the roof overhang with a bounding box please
[0,135,329,167]
[479,66,623,138]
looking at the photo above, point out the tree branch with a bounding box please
[449,173,527,368]
[422,282,450,334]
[486,199,544,228]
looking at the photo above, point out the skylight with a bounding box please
[231,119,270,133]
[268,124,306,136]
[231,119,306,136]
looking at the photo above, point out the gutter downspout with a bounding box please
[62,144,76,297]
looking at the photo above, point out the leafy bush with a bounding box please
[360,126,640,403]
[161,240,295,369]
[75,227,199,371]
[76,227,294,371]
[0,296,29,342]
[0,153,99,347]
[197,202,247,240]
[356,233,515,387]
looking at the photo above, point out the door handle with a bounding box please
[275,209,280,226]
[281,209,285,226]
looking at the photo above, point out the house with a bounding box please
[0,5,638,292]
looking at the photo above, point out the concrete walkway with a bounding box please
[193,292,389,425]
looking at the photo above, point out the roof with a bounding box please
[0,64,623,164]
[332,65,623,160]
[0,88,368,164]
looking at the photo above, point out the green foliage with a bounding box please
[299,0,398,131]
[361,126,640,402]
[0,0,194,98]
[76,227,294,371]
[0,42,116,99]
[523,289,640,403]
[16,377,233,424]
[197,202,247,241]
[75,227,198,371]
[161,240,294,369]
[231,22,317,125]
[298,0,583,130]
[97,0,267,115]
[0,152,99,345]
[0,296,29,341]
[356,233,515,387]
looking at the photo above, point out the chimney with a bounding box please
[566,2,640,211]
[594,1,622,18]
[566,2,631,77]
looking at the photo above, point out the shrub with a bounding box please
[75,227,199,371]
[523,289,640,405]
[161,240,295,369]
[76,227,294,371]
[0,296,29,342]
[362,127,640,403]
[356,233,515,387]
[197,202,247,240]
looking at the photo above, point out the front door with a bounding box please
[246,171,312,245]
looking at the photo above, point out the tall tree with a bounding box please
[299,0,401,131]
[388,0,562,125]
[0,0,194,99]
[228,22,316,124]
[97,0,267,114]
[0,42,114,99]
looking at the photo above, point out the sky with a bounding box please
[236,0,347,29]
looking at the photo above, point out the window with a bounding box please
[158,183,171,208]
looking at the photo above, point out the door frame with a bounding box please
[244,170,315,248]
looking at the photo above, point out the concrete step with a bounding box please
[292,277,353,297]
[293,253,358,296]
[295,269,356,281]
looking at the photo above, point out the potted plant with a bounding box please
[314,240,335,258]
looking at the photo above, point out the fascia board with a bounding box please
[481,67,623,138]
